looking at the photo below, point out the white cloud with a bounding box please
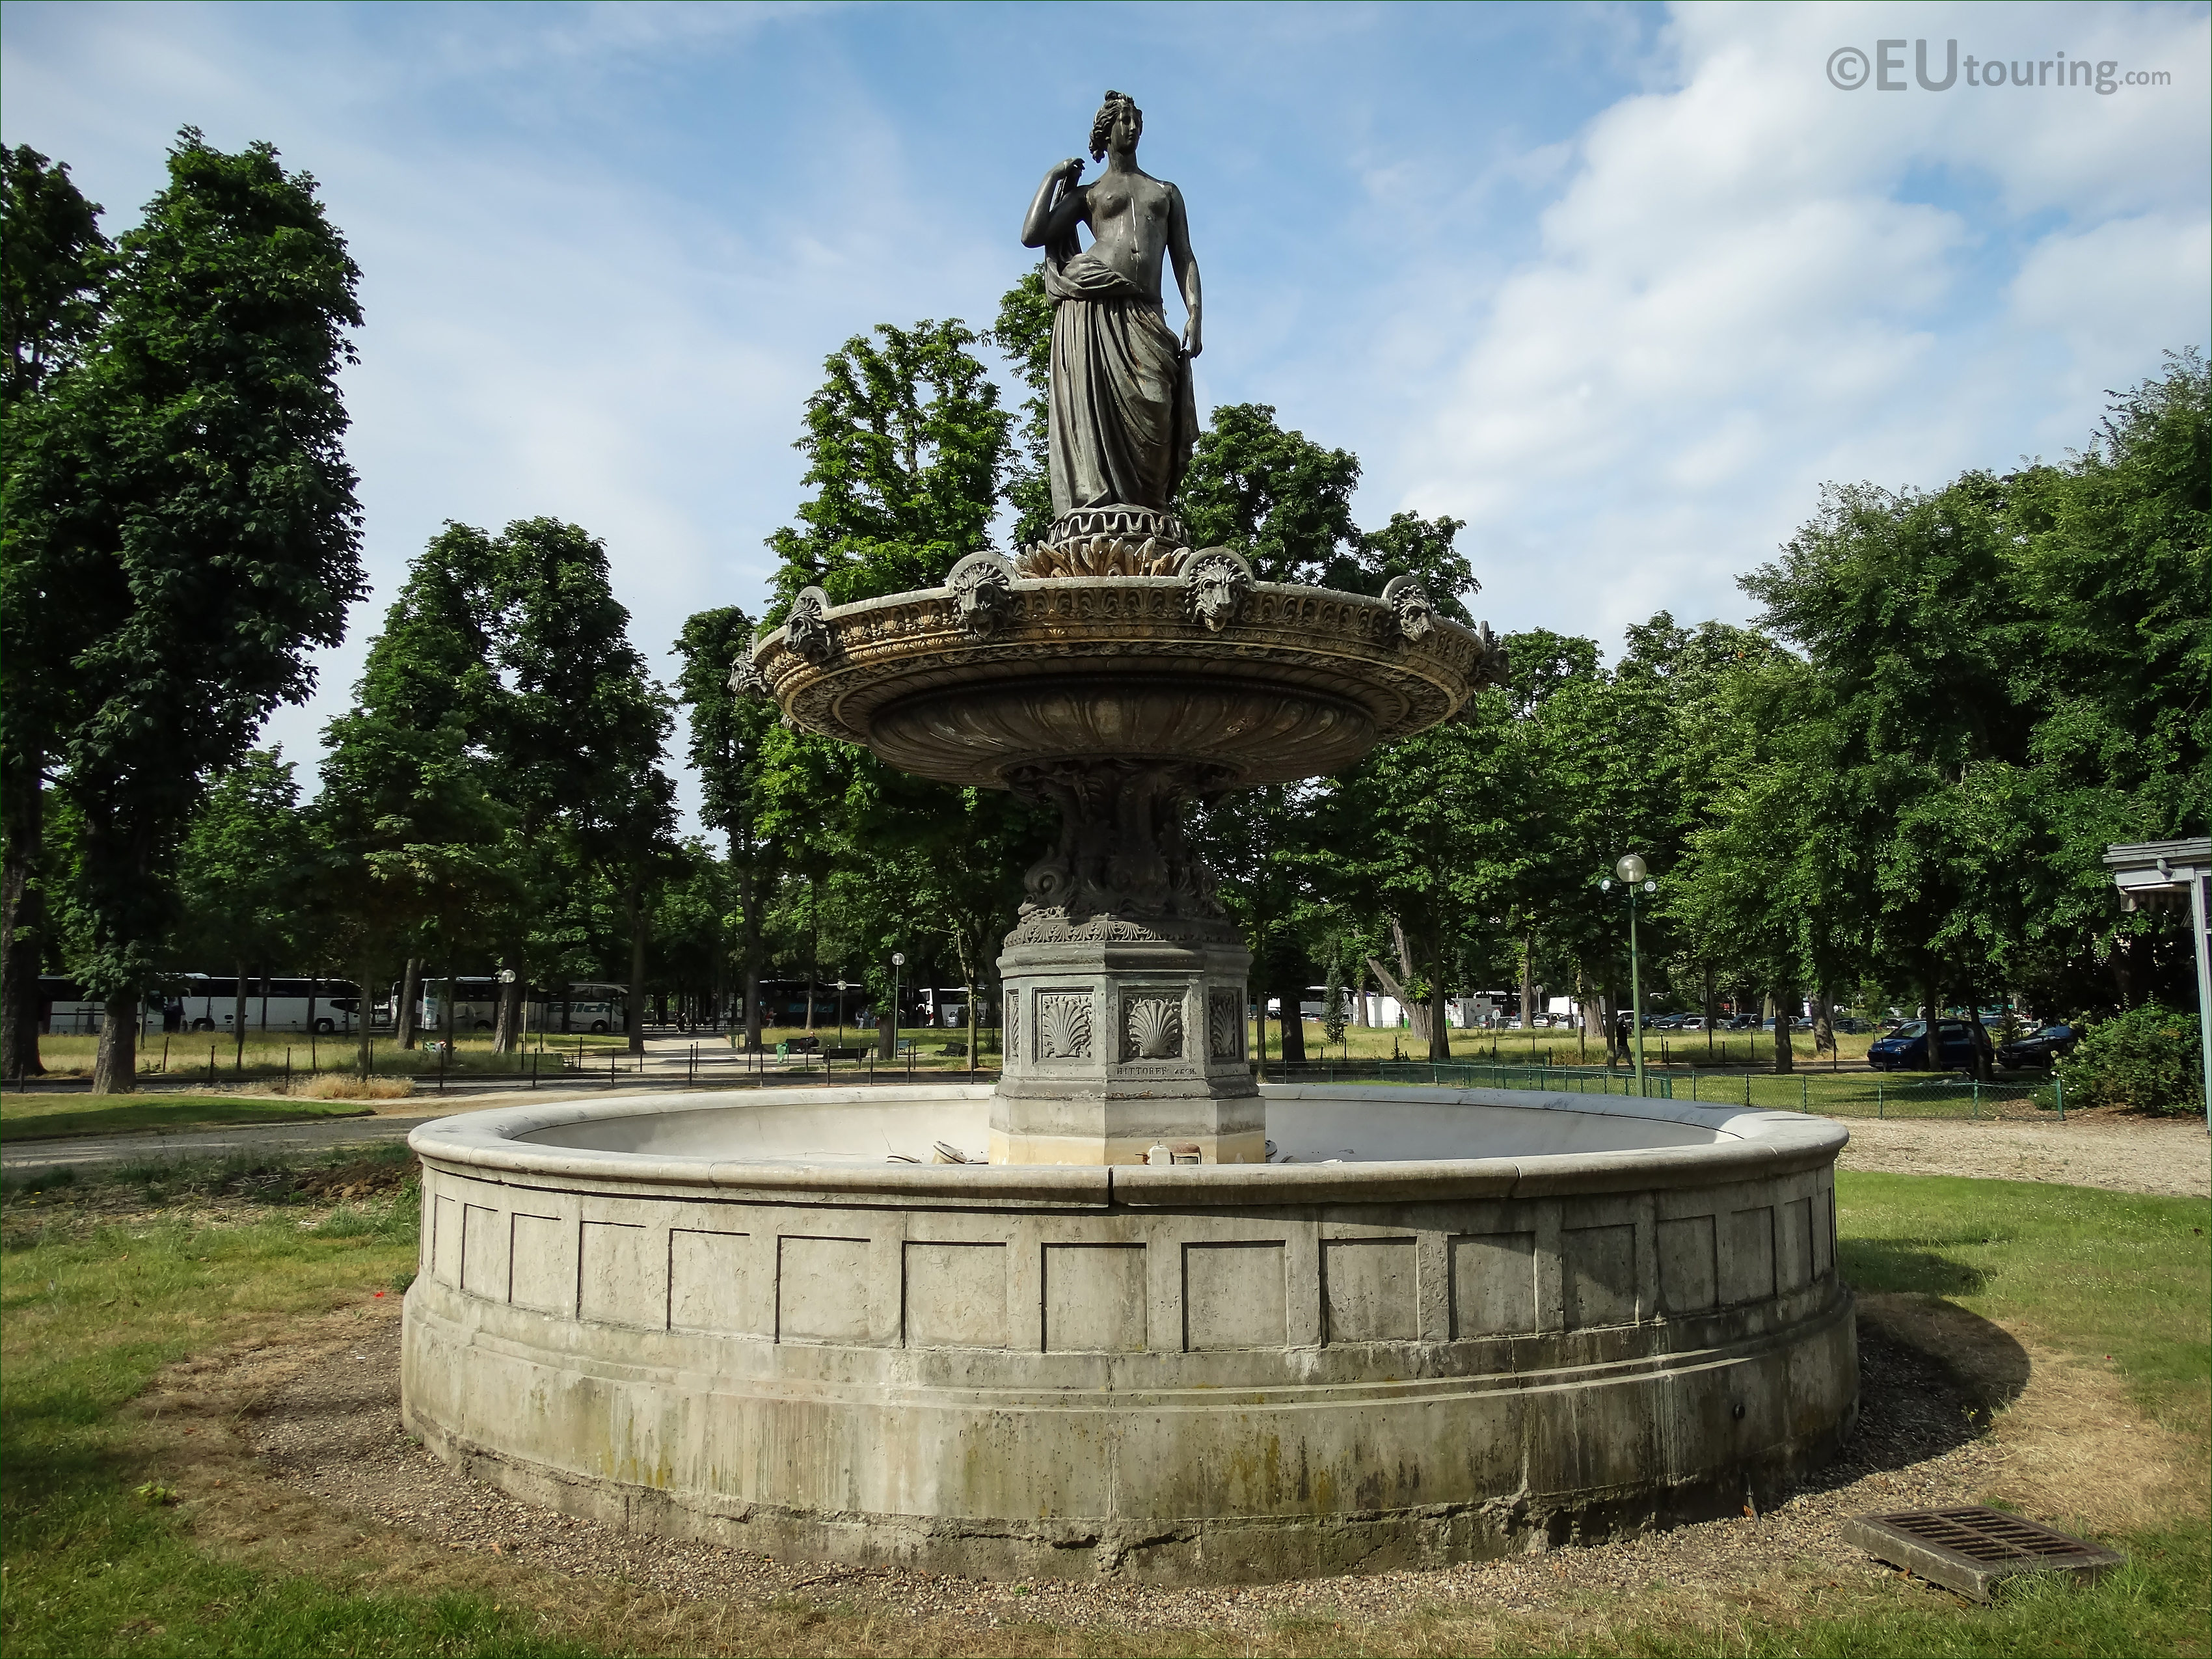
[1389,0,2209,651]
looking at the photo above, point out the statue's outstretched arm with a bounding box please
[1167,185,1202,358]
[1021,159,1088,250]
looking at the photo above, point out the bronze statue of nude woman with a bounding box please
[1020,90,1202,543]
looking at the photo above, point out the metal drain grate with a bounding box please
[1841,1506,2125,1601]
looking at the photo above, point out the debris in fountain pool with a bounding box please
[885,1152,919,1164]
[930,1141,977,1165]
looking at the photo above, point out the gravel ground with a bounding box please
[245,1312,1999,1635]
[1833,1109,2209,1198]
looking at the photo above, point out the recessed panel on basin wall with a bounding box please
[1563,1222,1637,1327]
[1042,1243,1146,1351]
[1321,1237,1417,1343]
[462,1203,506,1300]
[669,1228,750,1334]
[1813,1188,1834,1279]
[1721,1206,1775,1305]
[1656,1215,1718,1316]
[1777,1197,1813,1292]
[1184,1240,1288,1351]
[1450,1230,1536,1336]
[777,1235,872,1343]
[509,1213,571,1313]
[904,1241,1008,1349]
[431,1194,460,1285]
[580,1220,662,1328]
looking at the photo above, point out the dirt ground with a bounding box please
[110,1286,2177,1653]
[1833,1107,2210,1198]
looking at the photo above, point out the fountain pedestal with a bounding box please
[993,936,1258,1165]
[990,757,1260,1165]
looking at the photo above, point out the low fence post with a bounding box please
[1800,1075,1807,1113]
[1972,1077,1979,1120]
[1876,1079,1883,1119]
[2055,1073,2064,1122]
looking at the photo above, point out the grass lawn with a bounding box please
[1,1152,2204,1657]
[0,1094,376,1144]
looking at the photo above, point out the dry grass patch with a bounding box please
[291,1073,415,1101]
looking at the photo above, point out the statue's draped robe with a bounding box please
[1044,247,1196,518]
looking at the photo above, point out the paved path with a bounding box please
[1,1111,449,1174]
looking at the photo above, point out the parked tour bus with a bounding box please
[38,975,362,1034]
[396,978,625,1035]
[175,976,364,1033]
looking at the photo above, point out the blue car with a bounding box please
[1867,1018,1993,1072]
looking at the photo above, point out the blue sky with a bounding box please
[4,1,2205,833]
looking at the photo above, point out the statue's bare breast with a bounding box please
[1082,175,1175,301]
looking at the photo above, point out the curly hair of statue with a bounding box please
[1090,90,1140,161]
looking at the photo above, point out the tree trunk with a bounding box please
[1368,919,1433,1045]
[93,997,137,1094]
[356,951,381,1073]
[1921,969,1943,1070]
[442,965,457,1054]
[1595,984,1623,1067]
[740,858,763,1049]
[232,960,249,1070]
[627,876,647,1057]
[396,956,421,1049]
[492,967,522,1053]
[1703,965,1718,1058]
[2,774,47,1081]
[1354,964,1369,1028]
[1772,986,1795,1074]
[1811,988,1837,1060]
[1962,974,1992,1081]
[1277,977,1308,1064]
[1518,933,1535,1032]
[1252,991,1267,1079]
[1429,946,1451,1062]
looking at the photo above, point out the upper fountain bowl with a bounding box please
[746,562,1505,789]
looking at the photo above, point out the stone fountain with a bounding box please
[401,92,1855,1584]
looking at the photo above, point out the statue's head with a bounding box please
[1090,90,1142,161]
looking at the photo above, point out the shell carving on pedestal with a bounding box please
[1037,992,1093,1060]
[1209,989,1245,1060]
[1124,995,1184,1061]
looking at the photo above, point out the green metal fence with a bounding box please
[1258,1059,2064,1121]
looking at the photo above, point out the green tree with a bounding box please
[310,705,509,1073]
[764,319,1011,617]
[1324,511,1479,623]
[493,518,674,1055]
[1178,403,1359,584]
[1,144,110,1081]
[10,131,364,1092]
[172,749,316,1061]
[990,265,1054,550]
[673,605,779,1046]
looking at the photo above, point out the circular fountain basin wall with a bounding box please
[402,1086,1855,1584]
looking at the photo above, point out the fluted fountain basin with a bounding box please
[755,575,1490,787]
[402,1085,1856,1584]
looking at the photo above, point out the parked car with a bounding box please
[1867,1019,1994,1072]
[1831,1016,1870,1034]
[1996,1023,2078,1072]
[1679,1016,1706,1031]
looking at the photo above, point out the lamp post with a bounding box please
[1600,855,1658,1096]
[835,973,850,1047]
[885,952,905,1062]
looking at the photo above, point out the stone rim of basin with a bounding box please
[408,1084,1848,1199]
